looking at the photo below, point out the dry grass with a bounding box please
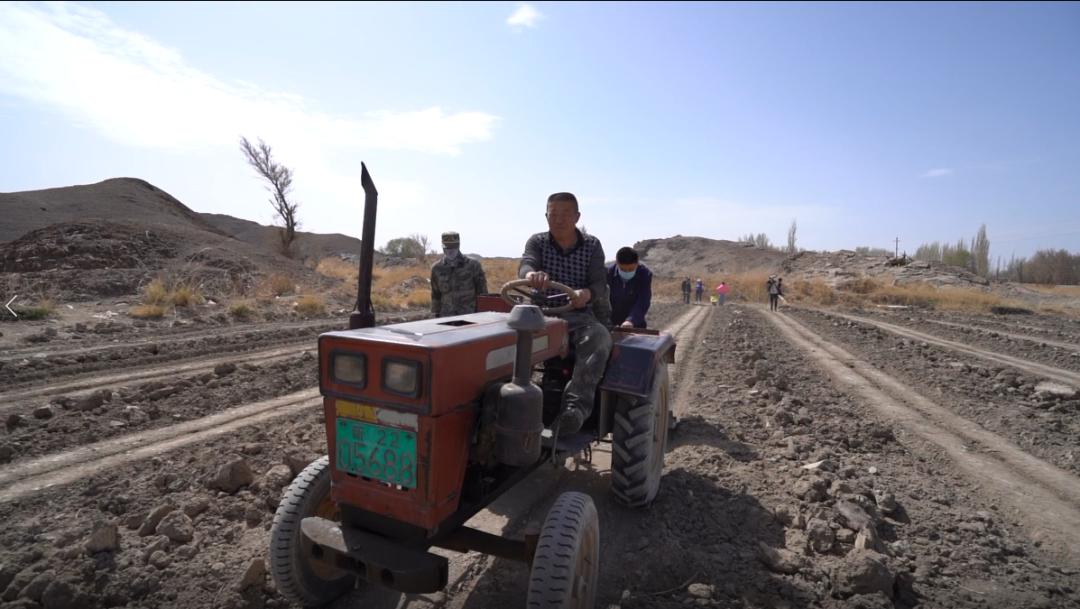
[171,284,204,307]
[315,258,356,282]
[314,256,523,312]
[139,277,203,313]
[295,294,326,317]
[265,273,295,297]
[11,297,55,320]
[229,301,256,321]
[130,304,166,319]
[787,279,837,306]
[143,279,170,306]
[1023,284,1080,297]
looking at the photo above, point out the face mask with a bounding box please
[618,268,636,281]
[444,248,460,259]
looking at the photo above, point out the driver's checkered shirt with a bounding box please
[518,229,610,323]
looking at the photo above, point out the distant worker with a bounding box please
[430,231,487,317]
[766,275,783,312]
[695,278,704,303]
[715,281,729,306]
[681,277,692,304]
[607,246,653,328]
[520,192,612,434]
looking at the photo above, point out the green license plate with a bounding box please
[335,418,417,489]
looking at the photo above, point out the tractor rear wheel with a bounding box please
[611,364,670,507]
[527,492,600,609]
[269,456,357,607]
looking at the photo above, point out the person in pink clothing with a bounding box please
[715,281,729,305]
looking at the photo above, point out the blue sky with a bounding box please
[1,1,1078,264]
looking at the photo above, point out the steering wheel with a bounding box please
[500,279,576,315]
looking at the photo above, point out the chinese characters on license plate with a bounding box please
[335,418,417,489]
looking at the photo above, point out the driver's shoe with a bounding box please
[556,406,585,435]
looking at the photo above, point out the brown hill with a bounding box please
[0,178,224,243]
[0,179,361,301]
[634,236,789,277]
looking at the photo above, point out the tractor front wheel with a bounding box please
[527,492,600,609]
[269,456,357,607]
[611,363,670,507]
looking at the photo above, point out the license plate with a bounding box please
[335,418,417,489]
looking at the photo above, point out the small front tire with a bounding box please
[527,492,600,609]
[268,456,356,607]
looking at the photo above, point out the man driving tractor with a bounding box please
[519,192,612,434]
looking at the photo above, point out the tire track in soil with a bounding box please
[0,389,321,503]
[915,317,1080,354]
[0,342,317,408]
[0,318,338,362]
[762,309,1080,567]
[827,311,1080,388]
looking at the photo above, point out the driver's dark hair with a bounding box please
[546,192,579,212]
[616,247,638,265]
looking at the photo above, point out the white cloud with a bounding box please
[921,168,954,178]
[507,4,542,28]
[0,3,499,155]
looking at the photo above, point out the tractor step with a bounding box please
[541,429,594,456]
[300,517,448,593]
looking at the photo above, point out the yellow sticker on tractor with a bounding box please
[336,400,377,423]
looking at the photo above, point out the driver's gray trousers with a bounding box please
[561,311,613,420]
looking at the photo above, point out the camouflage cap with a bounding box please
[441,231,460,247]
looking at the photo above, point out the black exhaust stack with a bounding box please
[349,162,378,330]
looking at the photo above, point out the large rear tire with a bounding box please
[527,492,600,609]
[611,364,670,507]
[269,456,357,607]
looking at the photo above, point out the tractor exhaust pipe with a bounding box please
[349,162,378,330]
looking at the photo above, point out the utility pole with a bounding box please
[894,236,900,259]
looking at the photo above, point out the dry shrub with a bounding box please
[143,279,170,306]
[838,277,881,295]
[788,279,836,306]
[480,258,521,293]
[316,257,356,282]
[723,271,772,304]
[265,273,295,297]
[130,304,165,319]
[11,298,55,320]
[171,284,204,307]
[407,290,432,309]
[295,295,325,317]
[229,301,256,320]
[851,281,1028,314]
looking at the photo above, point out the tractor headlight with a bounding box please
[383,358,421,397]
[332,353,367,387]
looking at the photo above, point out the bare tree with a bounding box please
[972,224,990,278]
[787,219,798,254]
[240,136,300,256]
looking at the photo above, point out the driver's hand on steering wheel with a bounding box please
[525,271,549,289]
[570,288,591,309]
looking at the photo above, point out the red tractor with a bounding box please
[269,165,675,608]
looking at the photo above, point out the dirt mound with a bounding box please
[0,178,225,244]
[784,250,990,288]
[635,236,790,277]
[0,180,340,301]
[0,221,178,273]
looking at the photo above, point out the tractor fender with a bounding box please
[599,331,675,399]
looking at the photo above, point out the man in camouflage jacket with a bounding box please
[430,231,487,317]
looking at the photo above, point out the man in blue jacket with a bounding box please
[607,246,652,329]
